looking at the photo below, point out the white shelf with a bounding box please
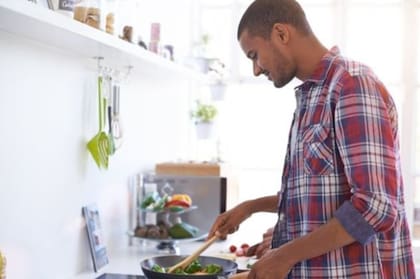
[0,0,206,80]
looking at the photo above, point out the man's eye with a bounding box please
[247,51,256,60]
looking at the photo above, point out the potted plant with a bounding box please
[208,59,228,101]
[190,100,217,139]
[191,34,218,74]
[192,33,211,58]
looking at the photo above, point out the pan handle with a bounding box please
[225,271,249,279]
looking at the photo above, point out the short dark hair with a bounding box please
[237,0,313,40]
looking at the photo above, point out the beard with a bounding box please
[273,73,294,88]
[272,49,296,88]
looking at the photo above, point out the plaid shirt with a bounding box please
[272,47,415,278]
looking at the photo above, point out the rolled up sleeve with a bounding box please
[334,74,399,244]
[334,200,376,244]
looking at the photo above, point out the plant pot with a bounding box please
[195,122,214,139]
[210,82,226,101]
[193,57,217,74]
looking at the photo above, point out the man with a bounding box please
[207,0,416,278]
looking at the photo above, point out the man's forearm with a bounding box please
[278,217,356,266]
[242,195,279,214]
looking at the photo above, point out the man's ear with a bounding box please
[272,23,290,44]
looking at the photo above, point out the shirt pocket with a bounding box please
[302,124,334,175]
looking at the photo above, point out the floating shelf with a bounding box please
[0,0,206,80]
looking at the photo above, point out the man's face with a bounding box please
[239,29,295,88]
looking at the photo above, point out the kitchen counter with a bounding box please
[73,237,420,279]
[72,237,246,279]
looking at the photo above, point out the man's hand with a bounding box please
[247,218,356,279]
[246,227,274,258]
[248,246,294,279]
[207,195,279,240]
[207,202,251,240]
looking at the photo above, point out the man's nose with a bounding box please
[253,61,263,76]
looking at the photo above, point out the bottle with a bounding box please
[142,173,158,226]
[149,22,161,54]
[0,250,6,279]
[135,173,144,227]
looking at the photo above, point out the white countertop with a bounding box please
[72,237,245,279]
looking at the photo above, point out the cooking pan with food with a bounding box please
[141,255,238,279]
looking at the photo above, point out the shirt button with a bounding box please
[279,213,285,221]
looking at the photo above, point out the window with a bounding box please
[412,6,420,241]
[418,8,420,83]
[300,4,335,48]
[349,0,401,3]
[417,88,420,175]
[199,7,233,65]
[414,88,420,238]
[345,3,403,85]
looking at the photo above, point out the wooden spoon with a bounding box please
[167,234,219,273]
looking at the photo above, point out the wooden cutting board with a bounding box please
[155,162,228,176]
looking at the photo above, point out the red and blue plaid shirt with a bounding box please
[272,46,415,278]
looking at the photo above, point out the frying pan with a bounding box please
[141,255,238,279]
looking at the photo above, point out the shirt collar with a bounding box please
[297,46,341,87]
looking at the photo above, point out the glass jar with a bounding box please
[102,0,116,35]
[73,0,88,23]
[85,0,101,29]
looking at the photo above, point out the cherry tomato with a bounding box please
[229,245,237,253]
[241,243,250,250]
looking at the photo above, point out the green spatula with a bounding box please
[87,76,109,169]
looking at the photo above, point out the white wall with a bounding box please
[0,30,194,278]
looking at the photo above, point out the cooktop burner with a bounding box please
[95,273,145,279]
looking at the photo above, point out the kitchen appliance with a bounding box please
[128,172,228,253]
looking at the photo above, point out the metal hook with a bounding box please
[118,65,133,83]
[125,65,133,77]
[93,56,104,75]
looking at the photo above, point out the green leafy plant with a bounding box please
[190,100,217,123]
[192,34,211,57]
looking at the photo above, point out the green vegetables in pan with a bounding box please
[151,264,166,273]
[151,259,223,275]
[183,259,202,273]
[203,264,223,274]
